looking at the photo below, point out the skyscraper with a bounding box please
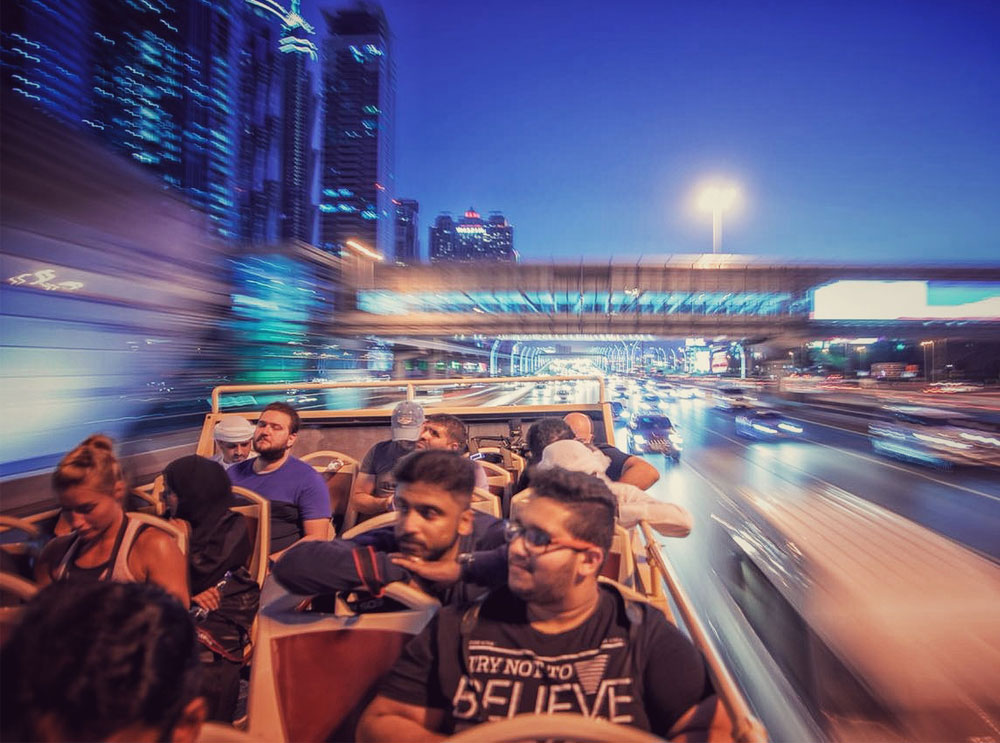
[1,0,242,241]
[233,0,320,246]
[320,4,395,258]
[234,7,282,244]
[393,198,419,263]
[429,208,517,262]
[278,11,318,243]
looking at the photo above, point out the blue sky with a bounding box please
[304,0,999,262]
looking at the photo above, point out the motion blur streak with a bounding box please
[0,97,228,476]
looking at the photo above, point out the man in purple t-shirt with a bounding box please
[228,402,330,556]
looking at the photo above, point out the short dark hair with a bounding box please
[0,582,201,742]
[529,467,616,554]
[393,449,476,506]
[261,401,301,434]
[526,418,574,461]
[424,413,469,452]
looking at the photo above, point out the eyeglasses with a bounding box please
[503,520,598,555]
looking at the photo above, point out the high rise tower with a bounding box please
[320,4,395,258]
[393,199,419,263]
[429,208,516,262]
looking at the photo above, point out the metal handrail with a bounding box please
[210,375,608,412]
[639,520,768,743]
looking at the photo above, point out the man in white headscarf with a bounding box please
[537,439,691,537]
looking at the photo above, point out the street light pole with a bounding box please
[697,183,739,254]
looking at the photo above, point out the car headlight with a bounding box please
[752,423,778,434]
[778,422,803,434]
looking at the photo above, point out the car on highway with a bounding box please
[735,410,804,440]
[609,400,627,421]
[868,406,1000,469]
[714,386,755,411]
[625,414,683,460]
[707,479,1000,742]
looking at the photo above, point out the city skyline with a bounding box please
[303,0,999,263]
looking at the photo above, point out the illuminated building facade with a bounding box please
[1,0,241,240]
[429,208,517,262]
[393,199,419,264]
[234,7,282,243]
[320,4,395,258]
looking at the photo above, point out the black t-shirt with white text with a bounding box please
[379,584,711,737]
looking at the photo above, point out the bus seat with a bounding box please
[340,511,396,540]
[471,488,502,519]
[301,451,358,528]
[0,516,44,581]
[129,511,188,557]
[130,475,166,516]
[600,524,636,589]
[475,447,526,481]
[230,487,271,590]
[597,575,676,626]
[271,628,411,741]
[0,572,38,647]
[478,460,513,500]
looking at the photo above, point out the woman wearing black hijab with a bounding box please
[164,455,260,723]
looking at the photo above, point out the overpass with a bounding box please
[336,255,1000,341]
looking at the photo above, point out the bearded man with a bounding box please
[227,402,331,556]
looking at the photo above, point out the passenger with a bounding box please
[417,413,490,491]
[164,455,260,723]
[512,417,575,492]
[0,581,206,743]
[537,440,691,537]
[357,467,717,741]
[351,401,424,521]
[35,435,189,607]
[209,414,256,469]
[564,412,659,490]
[227,402,331,557]
[274,450,506,606]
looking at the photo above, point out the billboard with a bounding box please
[711,350,730,374]
[812,281,1000,321]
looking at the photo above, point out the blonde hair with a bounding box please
[52,435,124,496]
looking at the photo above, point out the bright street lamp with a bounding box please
[696,183,740,254]
[344,239,384,261]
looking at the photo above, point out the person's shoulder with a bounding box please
[598,442,628,458]
[131,518,182,557]
[227,458,255,480]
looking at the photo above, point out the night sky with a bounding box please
[304,0,999,263]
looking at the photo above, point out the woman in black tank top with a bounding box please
[35,435,190,606]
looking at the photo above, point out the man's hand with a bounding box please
[192,587,221,612]
[390,554,460,586]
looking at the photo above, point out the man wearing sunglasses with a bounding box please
[358,467,720,741]
[273,449,506,606]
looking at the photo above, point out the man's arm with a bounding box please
[619,455,659,490]
[357,694,445,743]
[351,472,393,515]
[268,518,331,561]
[272,537,407,595]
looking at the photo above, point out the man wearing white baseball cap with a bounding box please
[351,401,424,522]
[210,415,256,470]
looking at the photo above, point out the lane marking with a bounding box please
[702,419,1000,504]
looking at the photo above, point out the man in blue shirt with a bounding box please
[228,402,331,556]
